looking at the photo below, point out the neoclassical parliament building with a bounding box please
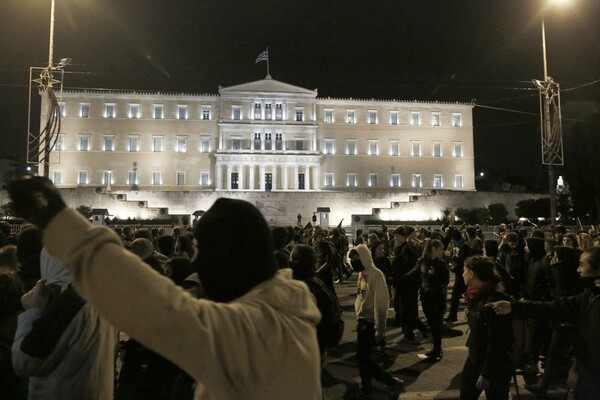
[40,75,475,224]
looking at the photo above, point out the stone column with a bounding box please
[249,165,255,190]
[239,165,244,190]
[282,166,289,191]
[216,164,223,190]
[259,165,265,191]
[272,165,278,191]
[226,165,232,190]
[294,166,299,190]
[313,165,320,190]
[305,166,311,190]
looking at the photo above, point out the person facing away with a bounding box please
[7,176,322,400]
[12,248,119,400]
[487,246,600,400]
[459,256,514,400]
[418,239,450,362]
[350,244,403,400]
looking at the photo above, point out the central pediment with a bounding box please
[219,75,317,97]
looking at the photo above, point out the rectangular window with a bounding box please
[264,133,272,150]
[177,105,188,120]
[202,106,211,120]
[231,138,242,150]
[80,103,90,118]
[391,174,401,187]
[275,103,283,120]
[298,173,305,190]
[368,110,377,124]
[455,175,463,188]
[55,134,66,151]
[265,103,272,120]
[128,171,138,186]
[324,109,333,123]
[176,136,187,153]
[432,142,442,157]
[295,138,304,151]
[295,108,304,122]
[176,171,186,186]
[254,132,262,150]
[152,172,162,186]
[232,106,242,120]
[323,139,334,155]
[254,103,262,119]
[77,170,88,185]
[129,104,140,119]
[452,113,463,127]
[453,142,463,157]
[389,140,400,156]
[410,111,420,126]
[105,103,116,118]
[412,174,422,188]
[231,172,239,190]
[368,140,379,156]
[59,102,66,117]
[152,136,163,152]
[324,173,334,187]
[78,135,90,151]
[275,133,283,150]
[411,141,422,156]
[200,172,210,186]
[433,174,443,188]
[369,173,378,187]
[153,104,164,119]
[346,110,356,124]
[347,173,357,187]
[128,136,139,152]
[102,170,112,185]
[201,137,211,153]
[103,136,115,152]
[390,111,399,125]
[346,140,357,155]
[432,112,441,126]
[52,170,63,184]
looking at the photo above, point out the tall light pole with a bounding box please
[537,1,567,223]
[27,0,70,177]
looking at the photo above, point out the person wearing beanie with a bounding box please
[7,176,322,400]
[350,244,403,399]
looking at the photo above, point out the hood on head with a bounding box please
[526,237,546,261]
[40,247,72,291]
[354,244,375,270]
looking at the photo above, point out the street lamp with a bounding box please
[538,0,569,222]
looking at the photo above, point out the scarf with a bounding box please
[465,284,494,301]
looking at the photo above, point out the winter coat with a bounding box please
[12,248,118,400]
[525,238,551,301]
[44,209,322,400]
[354,244,389,338]
[419,257,450,298]
[465,288,514,379]
[392,242,419,288]
[513,286,600,383]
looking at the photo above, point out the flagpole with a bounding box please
[266,46,270,76]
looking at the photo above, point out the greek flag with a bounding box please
[255,50,268,63]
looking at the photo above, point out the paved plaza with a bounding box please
[321,275,569,400]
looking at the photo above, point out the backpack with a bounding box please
[306,277,345,349]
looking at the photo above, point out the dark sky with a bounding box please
[1,0,599,188]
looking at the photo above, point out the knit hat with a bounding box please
[130,238,154,260]
[193,198,276,303]
[405,226,415,237]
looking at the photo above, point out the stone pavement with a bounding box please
[321,275,571,400]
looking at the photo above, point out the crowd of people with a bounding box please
[1,175,599,400]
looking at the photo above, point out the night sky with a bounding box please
[1,0,599,189]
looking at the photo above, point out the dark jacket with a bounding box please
[465,288,514,379]
[548,246,582,299]
[513,286,600,380]
[392,242,419,288]
[419,257,450,297]
[525,238,551,301]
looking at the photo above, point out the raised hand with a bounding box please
[7,175,66,229]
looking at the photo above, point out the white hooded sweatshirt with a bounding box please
[353,244,390,338]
